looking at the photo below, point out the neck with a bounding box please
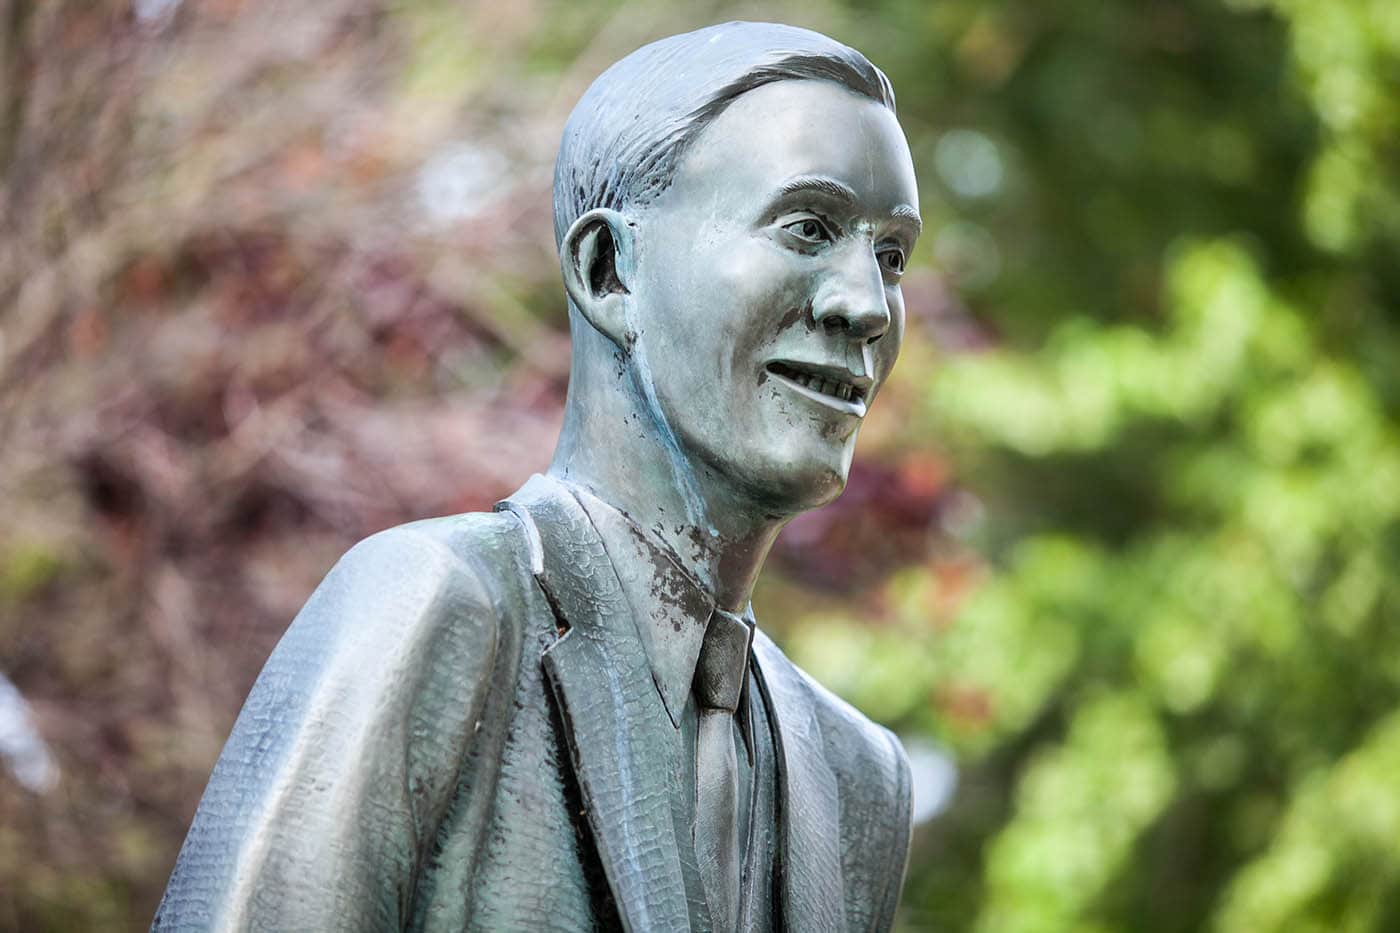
[547,336,792,611]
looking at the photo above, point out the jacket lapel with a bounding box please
[752,630,847,932]
[499,475,711,933]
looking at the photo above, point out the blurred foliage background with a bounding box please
[1,0,1398,929]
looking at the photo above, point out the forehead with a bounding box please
[659,78,918,218]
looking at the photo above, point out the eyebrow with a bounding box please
[889,204,923,234]
[779,174,859,202]
[777,174,922,235]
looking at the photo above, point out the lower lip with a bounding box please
[769,372,868,417]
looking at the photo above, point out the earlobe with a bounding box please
[560,208,634,350]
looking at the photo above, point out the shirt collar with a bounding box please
[568,481,748,729]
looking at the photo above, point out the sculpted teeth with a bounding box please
[768,362,863,403]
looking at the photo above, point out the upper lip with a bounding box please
[765,359,873,403]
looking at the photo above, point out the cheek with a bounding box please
[712,243,814,346]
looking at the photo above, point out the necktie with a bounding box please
[693,608,753,931]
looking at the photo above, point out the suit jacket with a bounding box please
[155,474,912,932]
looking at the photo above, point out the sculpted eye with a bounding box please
[782,216,831,244]
[877,246,907,276]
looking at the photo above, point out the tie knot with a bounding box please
[693,609,753,712]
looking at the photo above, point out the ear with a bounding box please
[560,208,635,350]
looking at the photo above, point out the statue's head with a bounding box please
[555,22,919,515]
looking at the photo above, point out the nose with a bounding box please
[811,241,891,342]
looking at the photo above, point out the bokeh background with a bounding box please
[3,0,1399,929]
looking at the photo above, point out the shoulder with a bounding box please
[754,630,910,805]
[334,508,529,612]
[300,509,532,656]
[237,508,538,766]
[754,631,912,924]
[805,670,910,809]
[392,507,535,579]
[217,510,535,845]
[157,510,537,928]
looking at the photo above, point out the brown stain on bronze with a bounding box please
[627,521,709,624]
[774,300,815,333]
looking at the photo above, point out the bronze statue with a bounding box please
[156,21,920,931]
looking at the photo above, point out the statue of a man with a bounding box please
[156,21,920,932]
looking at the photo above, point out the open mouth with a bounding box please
[765,361,869,406]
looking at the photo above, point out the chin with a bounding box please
[683,422,858,517]
[729,449,852,516]
[791,474,847,512]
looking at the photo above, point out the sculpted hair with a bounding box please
[552,21,896,247]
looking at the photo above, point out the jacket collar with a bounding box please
[567,481,721,729]
[499,473,845,932]
[498,474,712,932]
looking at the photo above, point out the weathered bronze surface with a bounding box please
[156,21,920,932]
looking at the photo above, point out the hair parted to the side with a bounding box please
[552,21,896,247]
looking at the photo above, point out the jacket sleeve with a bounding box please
[153,525,501,932]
